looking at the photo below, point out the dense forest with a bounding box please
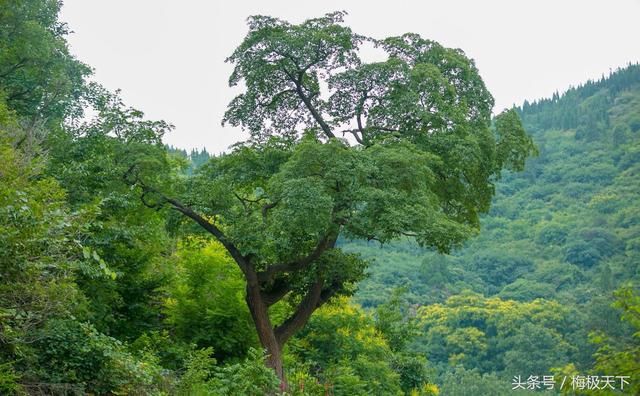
[345,64,640,394]
[1,1,639,395]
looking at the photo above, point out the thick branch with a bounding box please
[274,278,324,345]
[261,277,292,306]
[163,196,250,273]
[124,166,251,272]
[295,82,335,139]
[274,279,343,345]
[257,232,338,283]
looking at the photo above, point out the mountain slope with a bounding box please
[348,63,640,308]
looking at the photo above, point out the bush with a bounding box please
[0,362,23,395]
[30,319,164,394]
[209,348,280,396]
[164,240,258,362]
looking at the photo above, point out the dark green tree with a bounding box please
[127,12,535,385]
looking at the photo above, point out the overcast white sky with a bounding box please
[60,0,640,153]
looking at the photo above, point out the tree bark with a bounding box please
[244,274,287,388]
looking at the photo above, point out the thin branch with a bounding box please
[233,192,248,211]
[340,128,364,144]
[165,197,250,272]
[256,89,296,108]
[372,125,400,132]
[399,231,418,237]
[0,58,27,78]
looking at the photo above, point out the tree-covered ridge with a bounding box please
[354,63,640,304]
[519,63,640,136]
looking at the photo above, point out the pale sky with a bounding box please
[60,0,640,153]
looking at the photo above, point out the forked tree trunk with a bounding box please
[151,192,332,389]
[245,281,286,388]
[242,250,334,390]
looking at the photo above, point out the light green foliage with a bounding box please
[416,292,577,375]
[130,330,193,373]
[0,131,107,362]
[30,319,165,395]
[589,286,640,395]
[175,347,216,395]
[172,347,282,396]
[439,366,531,396]
[289,297,405,395]
[283,365,330,395]
[5,0,640,392]
[165,239,258,361]
[351,67,640,347]
[375,289,436,393]
[0,2,179,391]
[44,86,177,340]
[130,11,537,387]
[0,361,23,396]
[375,288,416,352]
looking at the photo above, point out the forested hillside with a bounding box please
[345,64,640,393]
[1,1,639,395]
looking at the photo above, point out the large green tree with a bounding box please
[128,12,535,385]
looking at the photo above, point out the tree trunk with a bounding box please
[239,234,338,390]
[245,281,286,388]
